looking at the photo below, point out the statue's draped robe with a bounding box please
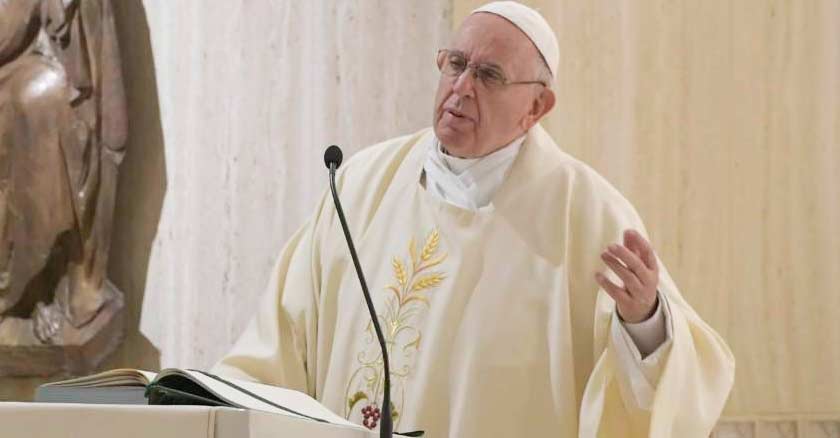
[214,125,735,437]
[0,0,126,319]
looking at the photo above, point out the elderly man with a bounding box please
[214,2,734,437]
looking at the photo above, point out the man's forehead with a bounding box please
[450,13,535,63]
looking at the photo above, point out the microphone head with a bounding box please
[324,145,343,169]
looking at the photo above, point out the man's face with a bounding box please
[433,13,549,158]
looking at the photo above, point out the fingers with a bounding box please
[622,229,659,273]
[595,272,629,304]
[597,231,661,322]
[606,243,652,286]
[601,251,643,292]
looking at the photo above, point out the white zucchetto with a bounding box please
[471,1,559,78]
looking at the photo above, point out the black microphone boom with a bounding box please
[324,145,393,438]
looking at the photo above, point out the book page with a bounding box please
[42,369,157,388]
[154,369,363,429]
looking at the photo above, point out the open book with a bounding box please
[35,368,361,430]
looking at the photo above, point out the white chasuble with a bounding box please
[212,125,735,438]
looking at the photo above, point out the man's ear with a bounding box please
[521,87,556,130]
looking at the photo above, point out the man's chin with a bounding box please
[434,126,473,152]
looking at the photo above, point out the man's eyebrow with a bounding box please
[480,61,504,71]
[449,49,506,71]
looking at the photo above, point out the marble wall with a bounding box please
[113,0,452,368]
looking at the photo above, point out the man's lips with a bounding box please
[443,108,475,123]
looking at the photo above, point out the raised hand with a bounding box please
[594,229,660,323]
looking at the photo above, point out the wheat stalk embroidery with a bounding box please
[344,228,447,429]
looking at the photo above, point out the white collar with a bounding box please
[422,134,525,211]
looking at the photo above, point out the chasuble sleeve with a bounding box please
[619,293,670,358]
[610,293,673,410]
[610,292,673,410]
[566,165,735,438]
[211,195,329,397]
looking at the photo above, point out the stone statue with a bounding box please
[0,0,127,376]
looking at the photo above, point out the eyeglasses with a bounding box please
[436,49,546,91]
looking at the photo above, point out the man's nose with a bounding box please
[451,68,476,99]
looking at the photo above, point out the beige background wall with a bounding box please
[107,0,451,372]
[454,0,840,431]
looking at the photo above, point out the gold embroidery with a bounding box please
[344,228,447,429]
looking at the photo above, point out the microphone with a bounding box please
[324,144,343,169]
[324,145,393,438]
